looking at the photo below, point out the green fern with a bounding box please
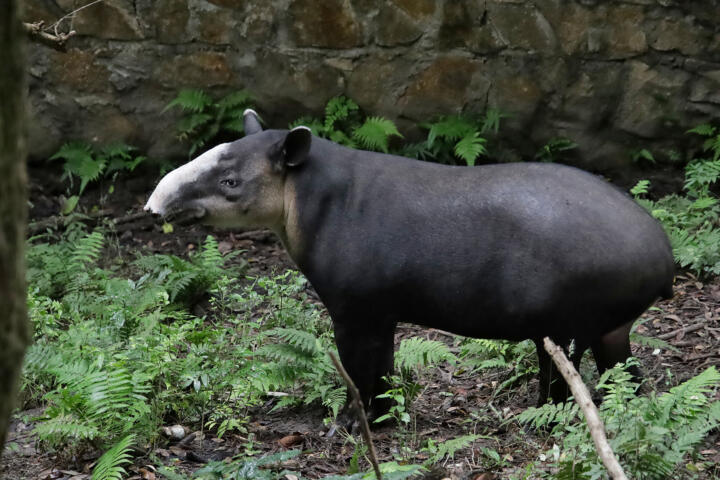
[519,363,720,479]
[289,96,400,154]
[267,327,320,354]
[217,90,253,110]
[425,115,476,148]
[423,434,480,465]
[420,114,493,166]
[164,89,213,113]
[91,434,135,480]
[454,132,487,166]
[353,116,403,153]
[34,414,100,446]
[480,108,507,134]
[516,400,580,429]
[70,231,104,270]
[395,338,456,373]
[166,89,254,157]
[51,141,105,195]
[324,96,359,132]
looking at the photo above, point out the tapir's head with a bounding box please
[145,109,311,229]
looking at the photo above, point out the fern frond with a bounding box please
[480,108,506,134]
[91,434,135,480]
[289,116,324,136]
[34,414,100,443]
[199,235,224,270]
[164,89,212,113]
[321,386,346,418]
[217,90,252,109]
[70,231,104,271]
[426,434,479,464]
[86,368,138,421]
[100,143,133,161]
[454,132,487,166]
[267,327,319,354]
[324,96,359,131]
[516,401,579,429]
[686,124,716,137]
[395,338,456,372]
[51,141,105,194]
[352,117,402,153]
[257,343,316,369]
[425,116,476,148]
[176,113,213,135]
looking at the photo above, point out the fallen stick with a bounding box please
[28,210,156,236]
[28,209,113,235]
[328,351,382,480]
[657,322,706,340]
[542,337,628,480]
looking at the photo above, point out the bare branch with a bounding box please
[328,351,382,480]
[44,0,106,34]
[542,337,629,480]
[23,21,75,51]
[657,321,706,340]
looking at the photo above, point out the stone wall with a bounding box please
[24,0,720,173]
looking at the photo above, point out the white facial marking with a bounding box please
[144,143,230,215]
[243,108,258,117]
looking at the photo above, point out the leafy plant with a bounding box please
[133,235,239,304]
[631,148,656,165]
[421,434,480,465]
[535,138,578,163]
[459,338,538,397]
[632,123,720,276]
[395,337,456,375]
[375,382,414,426]
[517,361,720,479]
[414,111,506,166]
[50,142,146,212]
[290,96,403,153]
[91,434,135,480]
[353,117,403,154]
[165,89,254,157]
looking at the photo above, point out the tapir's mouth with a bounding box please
[163,206,207,225]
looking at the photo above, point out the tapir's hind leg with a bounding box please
[590,321,642,380]
[534,338,587,405]
[333,319,397,426]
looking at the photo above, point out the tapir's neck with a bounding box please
[271,142,355,271]
[272,177,304,262]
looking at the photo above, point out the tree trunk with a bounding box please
[0,0,29,460]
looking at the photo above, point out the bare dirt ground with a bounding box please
[2,167,719,479]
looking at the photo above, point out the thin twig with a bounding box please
[543,337,629,480]
[44,0,106,33]
[657,322,706,340]
[328,352,382,480]
[23,21,75,51]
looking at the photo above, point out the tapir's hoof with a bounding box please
[327,410,358,437]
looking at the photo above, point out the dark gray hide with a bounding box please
[146,114,675,422]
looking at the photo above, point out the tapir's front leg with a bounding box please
[332,319,397,427]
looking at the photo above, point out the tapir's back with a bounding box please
[294,143,674,341]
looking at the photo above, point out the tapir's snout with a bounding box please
[144,183,173,217]
[144,142,231,219]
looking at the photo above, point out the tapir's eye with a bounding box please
[220,179,238,188]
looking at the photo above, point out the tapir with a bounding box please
[145,109,674,423]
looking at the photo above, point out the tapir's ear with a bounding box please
[243,109,263,136]
[274,126,312,169]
